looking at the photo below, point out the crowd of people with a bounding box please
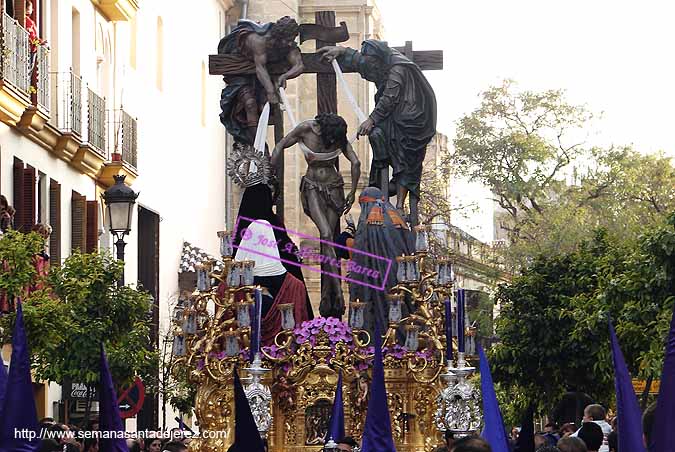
[34,418,190,452]
[428,402,657,452]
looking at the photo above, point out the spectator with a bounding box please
[433,447,449,452]
[126,438,142,452]
[535,434,548,449]
[574,404,611,452]
[560,423,577,438]
[577,422,604,452]
[162,441,188,452]
[557,436,587,452]
[451,435,492,452]
[0,195,15,233]
[146,438,162,452]
[37,438,60,452]
[545,423,560,435]
[607,431,617,452]
[538,448,562,452]
[511,426,521,441]
[83,437,99,452]
[336,436,359,451]
[642,402,656,452]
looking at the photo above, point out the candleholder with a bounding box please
[217,230,234,257]
[349,300,366,329]
[434,352,481,437]
[244,353,273,438]
[224,330,240,357]
[278,303,295,331]
[414,224,431,253]
[196,264,211,292]
[404,323,420,351]
[396,255,408,283]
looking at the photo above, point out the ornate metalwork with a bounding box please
[227,142,275,188]
[434,352,482,437]
[244,354,273,438]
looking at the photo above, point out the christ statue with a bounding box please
[271,113,361,318]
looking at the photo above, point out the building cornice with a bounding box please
[90,0,139,21]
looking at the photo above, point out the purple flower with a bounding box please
[197,359,205,370]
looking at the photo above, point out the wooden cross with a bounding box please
[209,13,443,219]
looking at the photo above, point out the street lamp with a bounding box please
[102,174,138,286]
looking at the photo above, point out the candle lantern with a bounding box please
[174,303,185,322]
[217,230,234,257]
[407,256,420,282]
[196,264,211,292]
[183,301,197,335]
[396,255,407,283]
[278,303,296,331]
[236,301,252,328]
[414,224,430,253]
[224,330,240,357]
[387,294,403,324]
[228,262,241,287]
[404,323,420,351]
[242,261,255,286]
[349,300,366,329]
[173,335,186,357]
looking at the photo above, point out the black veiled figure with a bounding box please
[348,186,414,336]
[233,184,314,319]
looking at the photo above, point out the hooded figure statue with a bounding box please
[348,186,414,335]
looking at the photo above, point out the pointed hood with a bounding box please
[608,319,646,452]
[0,301,39,452]
[653,303,675,452]
[361,323,396,452]
[514,404,535,452]
[99,344,128,452]
[227,370,265,452]
[327,371,345,442]
[478,344,510,452]
[0,346,7,417]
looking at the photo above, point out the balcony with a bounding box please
[99,108,138,187]
[0,12,31,124]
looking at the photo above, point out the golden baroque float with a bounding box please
[171,227,480,452]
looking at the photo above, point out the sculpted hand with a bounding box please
[357,118,375,136]
[343,192,355,215]
[267,91,279,104]
[275,77,287,91]
[318,46,345,63]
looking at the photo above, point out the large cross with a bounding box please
[209,13,443,219]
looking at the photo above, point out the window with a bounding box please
[156,17,163,90]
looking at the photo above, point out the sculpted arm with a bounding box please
[249,37,278,104]
[342,142,361,213]
[277,48,304,89]
[270,121,312,168]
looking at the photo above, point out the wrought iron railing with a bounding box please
[85,88,106,154]
[49,70,82,136]
[34,44,49,112]
[1,12,30,94]
[109,108,138,169]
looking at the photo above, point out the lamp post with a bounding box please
[102,174,138,286]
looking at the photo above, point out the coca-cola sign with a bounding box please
[63,381,98,400]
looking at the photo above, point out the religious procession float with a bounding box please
[170,12,484,452]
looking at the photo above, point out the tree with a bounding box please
[490,214,675,419]
[0,235,158,422]
[452,80,675,268]
[453,79,592,231]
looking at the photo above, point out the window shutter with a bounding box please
[86,201,99,253]
[71,191,87,253]
[12,158,24,231]
[22,165,36,232]
[49,180,61,266]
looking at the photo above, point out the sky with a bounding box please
[376,0,675,241]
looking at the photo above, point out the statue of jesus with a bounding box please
[271,113,361,318]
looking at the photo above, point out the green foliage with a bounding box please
[491,215,675,418]
[452,80,675,269]
[0,250,158,387]
[0,230,45,299]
